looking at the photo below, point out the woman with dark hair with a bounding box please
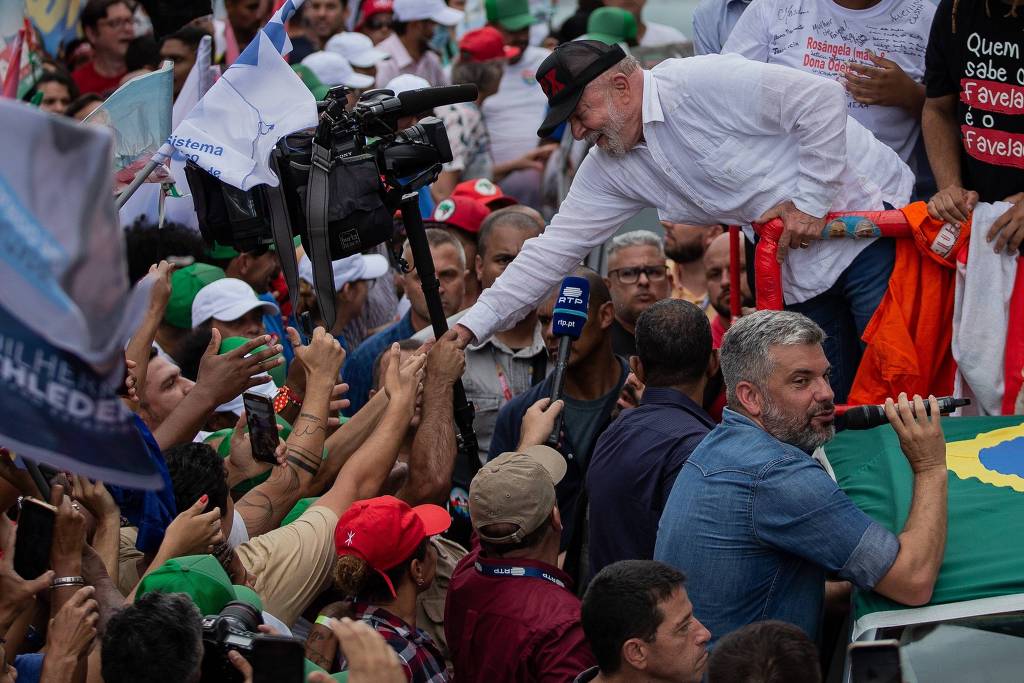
[24,71,80,115]
[66,92,106,120]
[330,496,451,682]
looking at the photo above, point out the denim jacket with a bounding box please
[655,408,899,644]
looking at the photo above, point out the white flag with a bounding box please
[153,0,316,190]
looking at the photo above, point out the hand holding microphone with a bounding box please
[839,395,968,430]
[546,276,591,447]
[883,394,949,475]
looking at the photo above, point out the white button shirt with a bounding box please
[459,53,913,343]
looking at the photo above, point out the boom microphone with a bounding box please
[356,85,479,120]
[546,276,590,447]
[839,396,970,430]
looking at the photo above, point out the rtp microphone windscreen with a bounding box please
[550,276,590,340]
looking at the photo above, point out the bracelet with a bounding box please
[314,615,334,628]
[273,385,303,413]
[50,576,86,590]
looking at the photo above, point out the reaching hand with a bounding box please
[425,335,465,387]
[327,382,350,428]
[0,515,53,631]
[307,617,405,683]
[518,397,564,449]
[927,186,978,225]
[383,343,427,415]
[146,260,174,317]
[449,325,475,350]
[161,495,224,558]
[884,393,947,474]
[195,331,284,405]
[756,200,826,264]
[987,196,1024,254]
[228,650,255,683]
[228,412,286,481]
[46,585,99,660]
[843,52,921,109]
[50,484,86,572]
[513,143,558,172]
[70,475,119,522]
[288,326,345,381]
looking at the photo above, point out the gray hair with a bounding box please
[585,55,642,96]
[606,229,665,261]
[719,311,825,407]
[404,227,466,269]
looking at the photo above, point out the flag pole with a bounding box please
[115,158,161,209]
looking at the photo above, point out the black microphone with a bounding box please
[546,276,590,447]
[839,396,970,430]
[396,84,478,116]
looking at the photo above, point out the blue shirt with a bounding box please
[586,387,715,579]
[342,312,416,416]
[654,409,899,644]
[259,292,293,365]
[691,0,751,54]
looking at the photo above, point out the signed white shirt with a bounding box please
[459,54,913,342]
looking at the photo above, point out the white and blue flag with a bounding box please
[153,0,316,191]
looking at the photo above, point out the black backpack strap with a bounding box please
[306,134,337,330]
[267,152,302,333]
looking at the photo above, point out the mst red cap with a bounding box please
[334,496,451,597]
[458,26,520,62]
[451,177,518,209]
[430,195,491,234]
[359,0,394,20]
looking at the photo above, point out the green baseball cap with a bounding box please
[584,7,637,45]
[165,264,226,329]
[293,64,331,101]
[219,336,286,387]
[136,555,258,617]
[207,235,303,261]
[485,0,536,31]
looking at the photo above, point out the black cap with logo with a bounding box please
[535,40,627,138]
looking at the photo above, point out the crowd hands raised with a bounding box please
[8,0,1024,680]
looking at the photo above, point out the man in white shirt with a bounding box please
[482,0,552,208]
[374,0,463,87]
[448,41,913,402]
[602,0,688,46]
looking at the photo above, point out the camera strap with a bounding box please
[267,152,302,333]
[306,133,338,330]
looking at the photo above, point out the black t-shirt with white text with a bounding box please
[925,0,1024,202]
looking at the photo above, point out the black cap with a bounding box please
[535,40,627,138]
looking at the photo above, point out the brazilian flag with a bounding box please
[827,416,1024,639]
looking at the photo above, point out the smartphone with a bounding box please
[849,639,903,683]
[251,634,305,683]
[243,392,279,465]
[14,497,57,580]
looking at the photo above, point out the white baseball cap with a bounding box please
[191,278,280,328]
[385,73,430,95]
[325,32,391,68]
[393,0,463,26]
[298,253,390,288]
[302,51,375,90]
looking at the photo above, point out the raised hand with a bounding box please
[518,397,564,449]
[161,495,224,558]
[425,334,466,387]
[46,585,99,660]
[195,331,284,405]
[288,326,345,381]
[384,343,427,415]
[0,515,53,631]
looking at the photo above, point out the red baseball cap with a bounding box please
[358,0,394,25]
[430,195,491,234]
[451,177,518,209]
[458,26,520,62]
[334,496,451,598]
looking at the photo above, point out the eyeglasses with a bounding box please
[365,17,392,30]
[99,17,133,30]
[608,265,668,284]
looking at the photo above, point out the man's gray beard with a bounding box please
[760,393,835,452]
[585,94,631,157]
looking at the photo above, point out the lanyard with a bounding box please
[474,559,566,588]
[494,361,513,402]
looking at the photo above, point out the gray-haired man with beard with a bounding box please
[654,311,949,645]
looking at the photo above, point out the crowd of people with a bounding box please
[3,0,1023,680]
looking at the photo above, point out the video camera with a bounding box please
[184,83,475,328]
[200,601,304,683]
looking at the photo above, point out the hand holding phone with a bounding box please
[243,393,280,465]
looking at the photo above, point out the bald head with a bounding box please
[704,231,753,319]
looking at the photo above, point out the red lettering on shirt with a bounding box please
[961,125,1024,169]
[961,79,1024,115]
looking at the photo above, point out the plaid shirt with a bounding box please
[352,604,449,683]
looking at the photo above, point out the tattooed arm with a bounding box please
[236,328,345,537]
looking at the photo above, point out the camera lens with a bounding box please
[218,601,263,633]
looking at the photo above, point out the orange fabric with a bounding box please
[848,203,970,405]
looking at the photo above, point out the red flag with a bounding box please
[2,21,25,99]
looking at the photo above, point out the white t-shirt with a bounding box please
[640,21,689,46]
[723,0,935,165]
[481,46,550,206]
